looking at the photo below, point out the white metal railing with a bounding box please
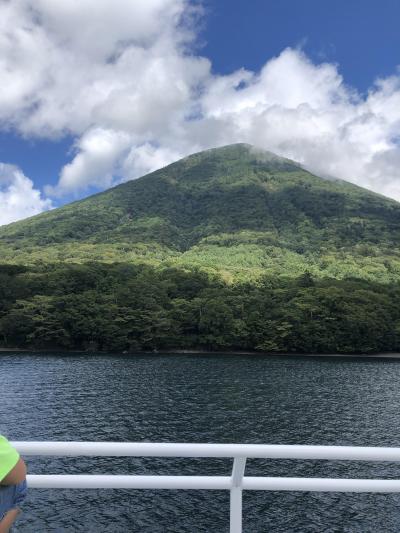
[12,442,400,533]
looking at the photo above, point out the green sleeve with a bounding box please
[0,435,19,481]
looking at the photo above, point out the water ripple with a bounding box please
[1,353,400,531]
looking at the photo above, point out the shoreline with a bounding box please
[1,347,400,359]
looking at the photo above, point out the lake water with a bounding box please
[2,353,400,532]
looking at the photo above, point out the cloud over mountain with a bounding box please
[0,163,52,225]
[0,0,400,207]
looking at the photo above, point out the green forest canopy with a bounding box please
[0,144,399,353]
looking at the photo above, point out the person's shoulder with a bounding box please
[0,434,20,482]
[0,434,12,446]
[0,434,10,445]
[0,434,18,456]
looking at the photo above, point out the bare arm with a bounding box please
[0,458,26,486]
[0,509,20,533]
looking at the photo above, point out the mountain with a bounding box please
[1,143,400,354]
[1,143,400,283]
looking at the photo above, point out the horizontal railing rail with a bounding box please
[12,442,400,533]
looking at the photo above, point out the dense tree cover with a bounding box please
[0,262,399,354]
[1,144,400,354]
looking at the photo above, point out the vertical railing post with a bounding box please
[230,457,247,533]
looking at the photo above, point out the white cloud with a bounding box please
[47,46,400,201]
[27,0,186,60]
[122,143,183,181]
[0,164,52,225]
[1,1,400,206]
[0,0,208,138]
[45,128,132,197]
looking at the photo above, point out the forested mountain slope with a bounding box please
[1,143,400,282]
[1,143,400,354]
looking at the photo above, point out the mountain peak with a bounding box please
[180,142,296,166]
[152,142,301,188]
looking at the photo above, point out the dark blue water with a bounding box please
[2,353,400,532]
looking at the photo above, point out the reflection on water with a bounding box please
[2,353,400,531]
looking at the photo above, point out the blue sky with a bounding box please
[203,0,400,90]
[1,0,400,223]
